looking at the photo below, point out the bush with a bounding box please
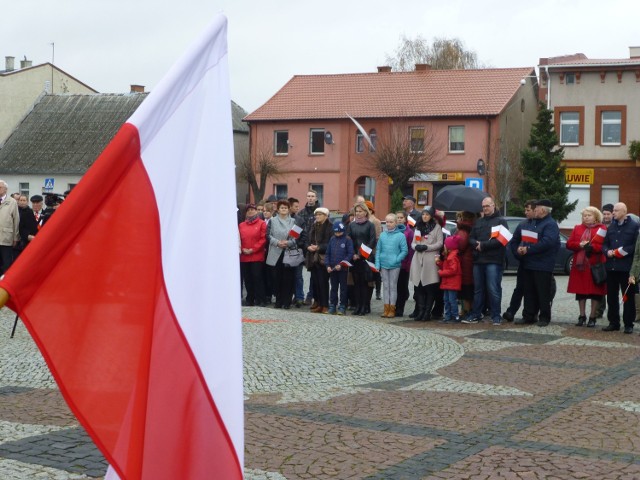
[629,140,640,162]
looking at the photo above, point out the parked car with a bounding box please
[503,216,573,274]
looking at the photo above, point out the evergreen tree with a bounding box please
[518,102,576,223]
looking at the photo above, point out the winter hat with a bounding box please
[602,203,614,213]
[444,235,460,251]
[333,220,345,232]
[314,207,330,216]
[422,205,436,217]
[364,200,375,214]
[245,203,257,213]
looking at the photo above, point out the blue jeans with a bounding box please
[329,269,348,307]
[470,263,503,322]
[443,289,459,320]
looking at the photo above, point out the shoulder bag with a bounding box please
[283,247,305,267]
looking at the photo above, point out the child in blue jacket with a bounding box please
[375,213,408,318]
[326,220,354,315]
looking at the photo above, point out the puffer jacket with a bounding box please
[520,213,560,272]
[375,225,408,270]
[239,216,267,263]
[438,248,462,291]
[469,211,508,265]
[603,215,639,272]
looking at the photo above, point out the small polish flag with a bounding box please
[407,216,416,227]
[494,225,513,246]
[359,244,372,259]
[613,247,628,258]
[521,229,538,244]
[340,260,353,268]
[366,260,378,272]
[595,228,607,238]
[623,284,631,303]
[491,226,500,238]
[414,231,422,242]
[289,224,303,239]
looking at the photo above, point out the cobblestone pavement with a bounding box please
[2,275,640,479]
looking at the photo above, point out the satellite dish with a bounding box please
[324,131,333,144]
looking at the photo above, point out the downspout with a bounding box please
[544,65,551,109]
[486,117,491,194]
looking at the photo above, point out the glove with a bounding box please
[584,244,593,257]
[414,244,428,252]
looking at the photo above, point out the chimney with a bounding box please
[20,58,32,69]
[5,56,15,72]
[130,84,145,93]
[377,66,392,73]
[415,63,431,71]
[630,46,640,59]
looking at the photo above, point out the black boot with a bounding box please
[587,317,597,328]
[414,287,427,321]
[575,315,587,327]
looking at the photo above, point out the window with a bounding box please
[356,132,364,153]
[602,185,619,206]
[560,185,590,229]
[554,106,584,146]
[310,129,325,154]
[601,111,621,145]
[566,73,575,85]
[369,129,377,152]
[448,126,465,152]
[355,176,376,203]
[274,184,288,200]
[595,105,626,146]
[19,182,29,197]
[309,184,323,206]
[559,112,580,145]
[410,127,424,153]
[274,131,288,155]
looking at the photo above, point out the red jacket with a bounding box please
[239,217,267,263]
[438,248,462,291]
[566,222,607,295]
[456,221,474,286]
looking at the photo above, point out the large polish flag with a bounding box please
[0,14,243,480]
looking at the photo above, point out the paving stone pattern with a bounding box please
[2,275,640,479]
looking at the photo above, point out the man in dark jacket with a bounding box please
[295,190,320,305]
[514,199,560,327]
[602,202,639,334]
[462,196,509,325]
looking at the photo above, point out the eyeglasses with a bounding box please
[482,204,494,208]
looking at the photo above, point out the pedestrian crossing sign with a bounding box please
[43,178,54,192]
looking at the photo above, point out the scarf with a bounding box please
[354,216,369,224]
[574,223,594,271]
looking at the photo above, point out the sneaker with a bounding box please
[461,317,480,324]
[303,298,312,306]
[337,306,346,316]
[328,306,337,315]
[295,300,303,308]
[492,319,502,326]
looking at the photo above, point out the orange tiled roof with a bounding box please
[244,67,535,122]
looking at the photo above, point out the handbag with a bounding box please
[313,251,326,267]
[283,248,305,267]
[590,261,607,285]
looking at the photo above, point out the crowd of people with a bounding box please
[239,190,640,333]
[0,179,66,275]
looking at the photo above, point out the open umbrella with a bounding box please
[434,185,487,213]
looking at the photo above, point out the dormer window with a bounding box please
[566,73,576,85]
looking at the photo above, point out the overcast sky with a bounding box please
[3,0,639,114]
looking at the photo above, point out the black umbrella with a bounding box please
[434,185,487,213]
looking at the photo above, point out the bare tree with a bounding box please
[367,122,443,193]
[385,35,480,72]
[491,139,523,216]
[237,138,287,202]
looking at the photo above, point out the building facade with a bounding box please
[244,65,538,215]
[539,48,640,227]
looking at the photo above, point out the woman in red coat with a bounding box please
[455,211,476,317]
[567,206,607,327]
[239,204,267,306]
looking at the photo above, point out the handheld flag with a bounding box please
[289,224,303,239]
[366,260,379,272]
[415,231,422,242]
[0,15,243,480]
[491,225,513,246]
[521,229,538,244]
[595,227,606,239]
[407,216,416,227]
[613,247,628,258]
[340,260,353,268]
[359,243,372,259]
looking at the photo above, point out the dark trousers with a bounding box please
[507,264,525,315]
[272,255,295,308]
[0,245,14,274]
[241,261,265,306]
[352,260,371,309]
[606,270,638,329]
[311,265,330,308]
[396,269,410,315]
[522,269,553,323]
[329,270,348,307]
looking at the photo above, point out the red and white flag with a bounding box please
[414,231,422,242]
[407,216,416,227]
[521,229,538,244]
[595,227,607,239]
[613,247,628,258]
[366,260,379,272]
[359,243,372,259]
[289,224,303,239]
[340,260,353,268]
[493,225,513,246]
[0,15,243,480]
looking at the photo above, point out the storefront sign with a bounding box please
[565,168,594,184]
